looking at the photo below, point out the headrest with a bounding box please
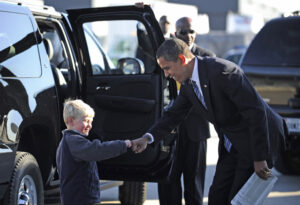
[43,38,54,61]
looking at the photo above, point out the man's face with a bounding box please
[176,22,196,47]
[157,56,189,83]
[69,115,93,136]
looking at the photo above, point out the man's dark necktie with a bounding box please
[223,135,232,152]
[191,80,207,109]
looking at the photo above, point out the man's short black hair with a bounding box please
[156,38,193,62]
[159,15,170,24]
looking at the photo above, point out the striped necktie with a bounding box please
[191,80,232,152]
[223,135,232,152]
[191,80,207,109]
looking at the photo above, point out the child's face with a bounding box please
[68,115,93,136]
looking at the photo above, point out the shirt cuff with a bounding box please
[144,133,154,144]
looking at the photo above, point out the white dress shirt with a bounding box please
[191,57,207,108]
[146,57,206,143]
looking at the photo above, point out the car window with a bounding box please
[84,28,105,73]
[37,19,73,85]
[242,17,300,66]
[225,53,243,65]
[0,11,41,78]
[42,29,69,70]
[83,20,156,75]
[83,25,115,75]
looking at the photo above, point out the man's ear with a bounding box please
[178,54,186,65]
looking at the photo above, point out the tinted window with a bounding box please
[242,17,300,66]
[225,53,243,65]
[40,24,70,73]
[0,11,41,78]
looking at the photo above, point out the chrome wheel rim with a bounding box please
[18,175,37,205]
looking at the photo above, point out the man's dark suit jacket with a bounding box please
[183,44,216,141]
[150,56,286,165]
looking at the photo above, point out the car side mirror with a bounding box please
[117,57,145,74]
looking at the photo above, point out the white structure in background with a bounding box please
[150,1,209,34]
[226,0,300,34]
[8,0,44,5]
[226,12,264,33]
[89,0,210,60]
[91,0,210,35]
[238,0,282,22]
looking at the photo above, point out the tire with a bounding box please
[119,181,147,205]
[3,152,44,205]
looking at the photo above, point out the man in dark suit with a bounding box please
[132,38,286,204]
[175,17,215,58]
[159,15,175,38]
[158,17,215,205]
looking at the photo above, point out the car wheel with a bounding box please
[3,152,44,205]
[119,181,147,205]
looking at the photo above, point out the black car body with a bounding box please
[0,1,177,204]
[223,46,246,65]
[240,15,300,175]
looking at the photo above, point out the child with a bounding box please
[56,99,131,205]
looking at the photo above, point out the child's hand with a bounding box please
[125,140,132,148]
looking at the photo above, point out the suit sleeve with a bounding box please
[218,63,269,161]
[148,87,193,142]
[66,134,127,162]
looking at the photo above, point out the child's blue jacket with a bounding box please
[56,129,127,205]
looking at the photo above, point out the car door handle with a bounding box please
[96,86,111,91]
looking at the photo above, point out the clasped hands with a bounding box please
[124,134,150,153]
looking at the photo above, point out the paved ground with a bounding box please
[100,125,300,205]
[48,125,300,205]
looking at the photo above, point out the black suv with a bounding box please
[240,15,300,175]
[0,1,178,204]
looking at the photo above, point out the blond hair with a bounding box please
[63,99,95,125]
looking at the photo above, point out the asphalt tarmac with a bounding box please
[100,125,300,205]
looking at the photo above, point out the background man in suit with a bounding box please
[175,17,215,58]
[158,17,215,205]
[132,38,286,204]
[159,15,174,38]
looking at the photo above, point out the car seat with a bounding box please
[43,37,68,99]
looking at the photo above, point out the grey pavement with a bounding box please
[100,125,300,205]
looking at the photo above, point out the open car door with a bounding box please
[67,5,177,181]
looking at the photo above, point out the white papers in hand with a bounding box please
[231,172,278,205]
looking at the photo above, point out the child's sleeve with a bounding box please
[66,134,128,161]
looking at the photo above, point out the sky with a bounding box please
[99,0,300,13]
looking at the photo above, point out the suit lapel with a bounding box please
[185,82,210,120]
[190,83,208,111]
[197,56,215,123]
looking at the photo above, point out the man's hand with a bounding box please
[131,135,149,153]
[254,160,272,180]
[135,2,144,8]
